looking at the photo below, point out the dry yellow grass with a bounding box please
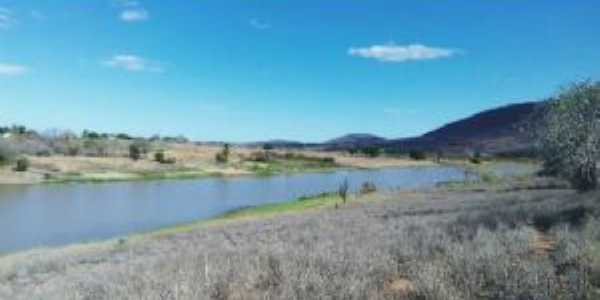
[0,144,434,184]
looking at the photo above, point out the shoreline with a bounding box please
[0,165,548,258]
[0,155,437,185]
[0,191,346,257]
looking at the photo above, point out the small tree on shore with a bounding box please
[216,143,231,163]
[129,143,142,161]
[15,157,30,172]
[338,178,349,204]
[535,80,600,191]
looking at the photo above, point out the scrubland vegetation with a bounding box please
[1,177,599,299]
[0,126,432,184]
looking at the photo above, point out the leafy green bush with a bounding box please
[154,150,165,163]
[409,149,427,160]
[154,150,176,164]
[14,157,29,172]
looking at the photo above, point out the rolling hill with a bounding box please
[326,101,542,154]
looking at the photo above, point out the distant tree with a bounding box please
[338,178,349,204]
[0,140,16,165]
[129,140,149,161]
[129,144,142,161]
[116,133,133,140]
[535,80,600,191]
[149,134,161,142]
[14,157,30,172]
[263,143,274,151]
[154,150,165,163]
[409,149,427,160]
[216,143,231,163]
[82,130,101,139]
[11,125,27,135]
[361,147,381,158]
[434,149,444,163]
[469,151,482,164]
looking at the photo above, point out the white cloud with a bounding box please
[250,18,271,30]
[120,9,149,22]
[348,43,458,63]
[0,7,14,29]
[103,54,163,72]
[0,63,29,76]
[116,1,149,22]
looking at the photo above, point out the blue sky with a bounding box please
[1,1,599,142]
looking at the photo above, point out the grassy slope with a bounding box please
[4,178,600,299]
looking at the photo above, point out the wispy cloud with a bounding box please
[249,18,271,30]
[103,54,163,72]
[120,9,148,22]
[0,7,15,29]
[348,43,458,63]
[117,1,149,22]
[0,63,29,76]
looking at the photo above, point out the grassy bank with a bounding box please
[3,179,600,299]
[147,192,344,237]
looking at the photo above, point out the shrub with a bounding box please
[361,147,381,158]
[129,144,142,161]
[246,151,270,162]
[469,151,482,164]
[216,144,231,163]
[0,140,16,165]
[338,178,349,204]
[320,157,335,165]
[155,150,176,164]
[116,133,133,140]
[360,181,377,194]
[154,150,165,163]
[67,145,80,156]
[14,157,29,172]
[409,149,427,160]
[36,149,52,157]
[535,80,600,191]
[129,140,149,161]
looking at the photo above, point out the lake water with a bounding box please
[0,166,467,253]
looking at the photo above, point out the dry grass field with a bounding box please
[0,143,434,184]
[0,178,598,299]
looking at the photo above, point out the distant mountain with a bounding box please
[244,139,308,149]
[323,102,542,155]
[423,102,539,141]
[325,133,388,148]
[390,101,542,154]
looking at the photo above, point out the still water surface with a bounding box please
[0,166,467,253]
